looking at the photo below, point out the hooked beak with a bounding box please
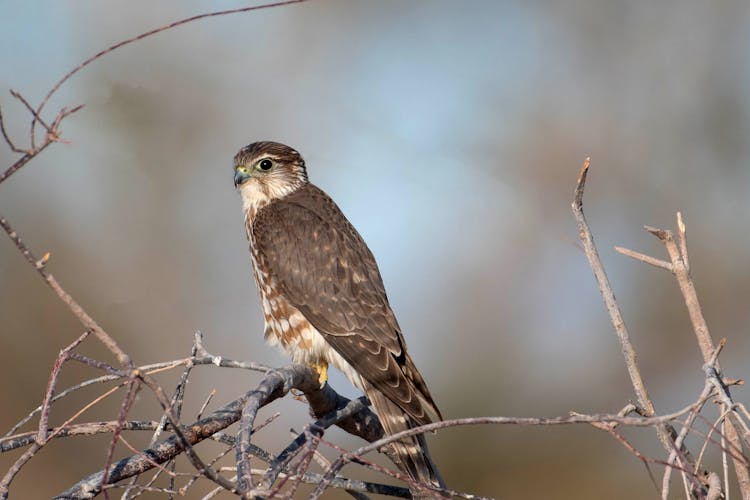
[234,168,251,188]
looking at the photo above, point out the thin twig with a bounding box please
[102,376,141,497]
[311,395,716,498]
[645,214,750,495]
[196,390,216,420]
[0,104,83,184]
[260,397,370,490]
[0,215,131,366]
[0,331,89,499]
[571,159,656,416]
[644,222,716,364]
[0,104,25,153]
[1,421,161,453]
[4,347,270,439]
[570,159,699,491]
[614,246,673,272]
[722,419,730,500]
[30,0,309,143]
[136,373,238,495]
[9,90,52,143]
[661,381,714,500]
[55,364,378,498]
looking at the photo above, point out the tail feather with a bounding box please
[365,384,446,497]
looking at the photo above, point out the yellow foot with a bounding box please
[309,360,329,388]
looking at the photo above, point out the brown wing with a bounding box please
[251,183,441,425]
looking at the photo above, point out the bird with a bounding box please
[233,141,445,495]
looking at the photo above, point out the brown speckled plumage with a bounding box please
[235,141,444,492]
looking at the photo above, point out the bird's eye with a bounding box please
[259,159,273,171]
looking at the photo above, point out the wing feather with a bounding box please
[252,184,440,424]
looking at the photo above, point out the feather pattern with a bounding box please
[236,142,444,493]
[251,184,441,425]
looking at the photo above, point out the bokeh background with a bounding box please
[2,1,749,498]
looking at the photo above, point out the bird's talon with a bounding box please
[310,361,328,388]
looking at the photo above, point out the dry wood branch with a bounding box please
[623,212,750,497]
[570,159,703,494]
[644,222,717,364]
[571,159,656,416]
[0,104,25,153]
[310,391,716,498]
[2,1,749,496]
[4,354,266,440]
[223,468,411,499]
[101,377,141,496]
[54,365,381,499]
[0,331,90,500]
[661,381,714,499]
[258,396,370,492]
[1,421,161,453]
[30,0,309,143]
[0,102,83,184]
[0,215,131,366]
[614,246,673,272]
[0,2,308,186]
[135,372,238,495]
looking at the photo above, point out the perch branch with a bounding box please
[55,364,381,498]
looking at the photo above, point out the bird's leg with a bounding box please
[309,360,329,387]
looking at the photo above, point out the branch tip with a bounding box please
[643,225,671,241]
[572,157,591,210]
[677,211,686,234]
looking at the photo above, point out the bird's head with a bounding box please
[233,141,308,203]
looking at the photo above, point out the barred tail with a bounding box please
[365,386,446,498]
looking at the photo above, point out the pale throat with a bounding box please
[240,178,303,222]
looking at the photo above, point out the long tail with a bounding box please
[365,385,445,498]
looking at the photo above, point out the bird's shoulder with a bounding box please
[252,183,362,246]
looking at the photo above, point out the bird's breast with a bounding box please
[246,234,363,389]
[247,235,321,361]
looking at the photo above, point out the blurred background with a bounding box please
[1,1,749,498]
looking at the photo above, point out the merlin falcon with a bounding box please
[233,141,444,493]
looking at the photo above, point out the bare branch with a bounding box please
[54,365,380,498]
[0,104,25,153]
[0,331,90,499]
[570,159,703,493]
[614,246,673,272]
[31,0,309,142]
[9,90,52,146]
[1,421,161,453]
[571,158,656,416]
[4,353,269,439]
[0,215,131,366]
[259,396,370,491]
[101,377,141,494]
[311,392,716,498]
[645,220,717,364]
[643,214,750,495]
